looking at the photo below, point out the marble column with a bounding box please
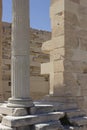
[8,0,33,107]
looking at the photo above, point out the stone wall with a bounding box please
[2,22,51,100]
[0,0,3,101]
[41,0,87,113]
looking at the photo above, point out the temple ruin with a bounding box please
[0,0,87,129]
[41,0,87,114]
[0,0,3,101]
[2,22,51,100]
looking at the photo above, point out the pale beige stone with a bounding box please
[41,62,54,95]
[79,38,87,51]
[78,15,87,30]
[65,11,79,26]
[53,72,65,96]
[2,112,64,128]
[1,0,87,120]
[54,60,64,72]
[2,22,51,100]
[41,0,87,114]
[79,30,87,39]
[0,0,3,101]
[77,74,87,90]
[72,49,87,61]
[50,0,64,18]
[42,35,64,54]
[50,48,65,61]
[65,0,79,15]
[41,62,53,75]
[30,76,49,94]
[0,124,16,130]
[0,104,27,116]
[52,25,64,37]
[80,0,87,7]
[70,0,80,4]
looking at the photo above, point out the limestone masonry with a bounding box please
[41,0,87,114]
[0,0,3,101]
[1,0,87,130]
[2,22,51,100]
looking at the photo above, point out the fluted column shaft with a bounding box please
[8,0,33,107]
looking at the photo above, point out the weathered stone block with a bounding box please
[50,48,65,61]
[0,103,28,116]
[80,0,87,7]
[54,60,64,72]
[65,0,79,14]
[79,38,87,51]
[41,62,53,75]
[42,35,64,54]
[72,49,87,62]
[0,124,16,130]
[50,0,64,18]
[52,26,64,37]
[2,112,64,127]
[77,74,87,89]
[35,121,63,130]
[70,0,80,4]
[65,11,79,26]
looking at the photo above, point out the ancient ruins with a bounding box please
[1,0,87,129]
[41,0,87,114]
[0,0,3,101]
[2,22,51,100]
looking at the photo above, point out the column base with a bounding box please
[7,98,34,108]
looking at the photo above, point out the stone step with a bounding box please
[35,101,78,110]
[64,126,83,130]
[0,103,28,116]
[31,104,54,114]
[60,109,86,118]
[35,122,86,130]
[64,126,87,130]
[35,121,63,130]
[35,102,78,111]
[0,124,16,130]
[63,125,87,130]
[70,116,87,126]
[2,112,64,128]
[32,103,85,119]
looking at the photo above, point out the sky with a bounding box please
[2,0,51,31]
